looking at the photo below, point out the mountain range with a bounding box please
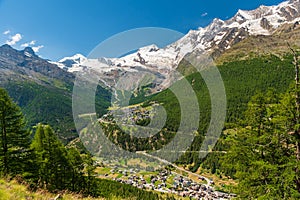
[53,0,300,90]
[0,44,110,143]
[0,0,299,142]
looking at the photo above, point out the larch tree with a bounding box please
[31,124,72,190]
[0,87,32,177]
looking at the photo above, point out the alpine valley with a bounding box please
[1,0,300,199]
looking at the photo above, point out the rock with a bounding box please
[260,18,272,30]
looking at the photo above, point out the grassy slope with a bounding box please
[215,23,300,65]
[0,178,175,200]
[0,179,102,200]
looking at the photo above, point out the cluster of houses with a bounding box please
[102,105,152,126]
[111,106,152,125]
[171,176,233,199]
[111,168,234,200]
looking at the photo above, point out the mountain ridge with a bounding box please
[0,44,111,143]
[51,0,300,92]
[0,44,74,86]
[56,0,299,64]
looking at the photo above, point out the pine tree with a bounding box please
[67,147,85,191]
[287,45,300,193]
[0,87,32,177]
[274,88,300,198]
[31,124,72,190]
[81,153,97,196]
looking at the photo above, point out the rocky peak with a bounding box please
[260,17,273,30]
[0,44,17,55]
[0,45,74,83]
[23,47,36,57]
[0,44,13,50]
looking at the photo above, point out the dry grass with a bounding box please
[0,179,107,200]
[195,168,237,192]
[215,23,300,65]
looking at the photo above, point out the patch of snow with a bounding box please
[59,53,87,64]
[237,9,255,20]
[24,52,32,57]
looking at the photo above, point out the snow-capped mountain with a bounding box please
[168,0,300,60]
[54,0,300,90]
[49,54,87,72]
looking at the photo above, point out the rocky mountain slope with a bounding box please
[216,20,300,64]
[0,45,110,143]
[0,44,74,87]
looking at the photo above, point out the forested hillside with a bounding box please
[0,87,169,200]
[103,53,294,157]
[1,0,300,199]
[98,51,300,198]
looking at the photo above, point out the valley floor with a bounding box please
[95,154,235,200]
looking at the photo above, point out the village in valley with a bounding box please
[93,103,236,199]
[95,162,236,200]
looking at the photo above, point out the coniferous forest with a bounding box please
[1,1,300,199]
[1,51,300,199]
[0,87,165,199]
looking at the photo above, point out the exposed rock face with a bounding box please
[260,18,272,31]
[279,2,300,20]
[0,45,74,84]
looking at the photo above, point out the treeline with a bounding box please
[0,87,160,199]
[167,54,296,172]
[4,81,77,143]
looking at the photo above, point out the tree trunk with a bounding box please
[1,114,8,175]
[289,44,300,192]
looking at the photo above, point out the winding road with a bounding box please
[136,151,212,187]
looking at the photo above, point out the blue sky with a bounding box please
[0,0,284,61]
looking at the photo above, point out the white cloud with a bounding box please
[21,40,36,47]
[3,30,10,35]
[29,40,36,45]
[4,31,44,53]
[32,45,44,53]
[201,12,208,17]
[21,43,29,48]
[6,33,22,45]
